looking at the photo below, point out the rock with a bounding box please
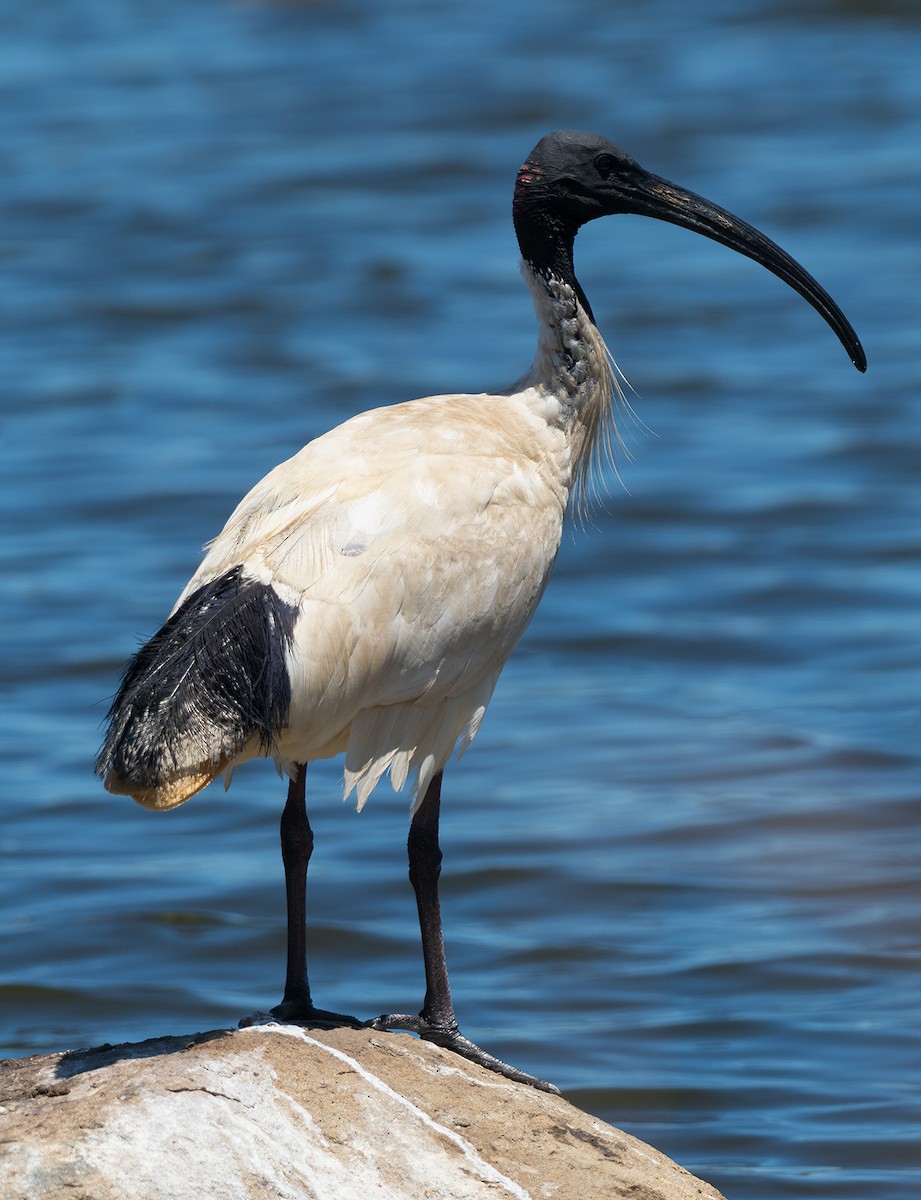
[0,1023,724,1200]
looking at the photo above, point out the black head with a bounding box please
[513,130,866,373]
[513,130,643,235]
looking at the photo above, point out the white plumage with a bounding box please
[106,270,614,813]
[98,131,863,1090]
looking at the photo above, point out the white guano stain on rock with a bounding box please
[245,1022,534,1199]
[0,1025,726,1200]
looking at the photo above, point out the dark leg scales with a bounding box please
[239,1002,360,1029]
[269,992,360,1028]
[239,763,359,1032]
[365,1011,559,1093]
[367,771,559,1095]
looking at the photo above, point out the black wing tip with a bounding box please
[99,566,299,792]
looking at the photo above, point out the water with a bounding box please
[1,1,919,1196]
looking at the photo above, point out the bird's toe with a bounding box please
[365,1012,559,1093]
[239,1003,361,1029]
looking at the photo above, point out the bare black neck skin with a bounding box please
[512,180,596,325]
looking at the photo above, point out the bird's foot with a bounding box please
[239,999,361,1030]
[364,1012,560,1094]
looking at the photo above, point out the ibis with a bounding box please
[99,131,865,1092]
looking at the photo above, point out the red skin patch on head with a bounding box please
[516,160,544,187]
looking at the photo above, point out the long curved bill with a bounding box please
[624,170,866,373]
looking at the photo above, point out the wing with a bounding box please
[176,392,569,805]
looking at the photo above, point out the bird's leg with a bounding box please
[366,771,559,1093]
[274,762,315,1015]
[241,763,358,1029]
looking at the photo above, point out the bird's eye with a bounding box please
[595,153,617,180]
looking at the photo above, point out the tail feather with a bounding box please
[97,565,298,807]
[343,672,499,814]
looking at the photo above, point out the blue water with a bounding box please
[1,2,919,1196]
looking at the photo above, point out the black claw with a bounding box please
[239,1002,361,1029]
[273,1000,362,1026]
[365,1013,560,1094]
